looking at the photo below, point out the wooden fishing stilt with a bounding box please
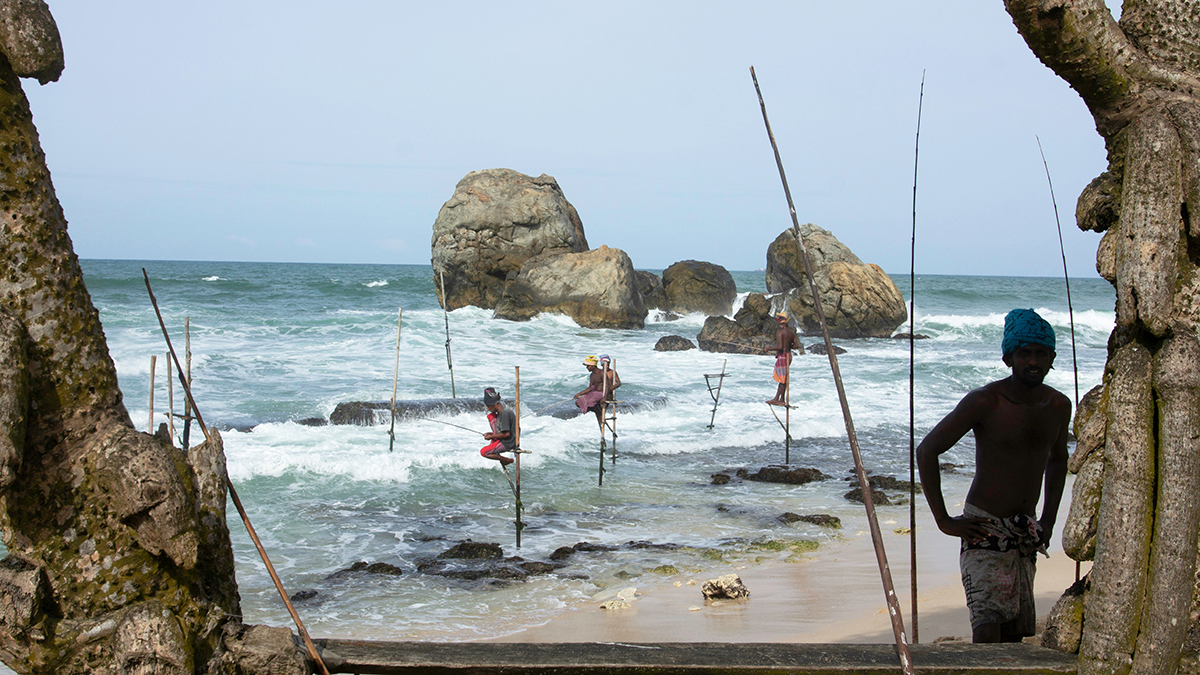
[148,354,156,433]
[909,71,926,645]
[389,307,402,452]
[1037,136,1081,583]
[514,366,524,548]
[167,353,176,442]
[751,67,914,675]
[142,270,331,675]
[182,317,192,450]
[440,271,456,398]
[604,358,618,465]
[704,359,728,429]
[785,356,791,465]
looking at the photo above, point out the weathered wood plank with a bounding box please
[312,641,1077,675]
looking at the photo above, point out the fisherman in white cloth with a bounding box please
[916,308,1070,643]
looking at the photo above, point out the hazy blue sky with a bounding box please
[26,2,1120,276]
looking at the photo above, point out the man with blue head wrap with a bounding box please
[916,308,1070,644]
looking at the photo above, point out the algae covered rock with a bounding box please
[701,574,749,600]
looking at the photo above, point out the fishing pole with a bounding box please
[750,67,914,675]
[389,307,402,453]
[142,270,331,675]
[1037,136,1082,584]
[909,70,925,645]
[1036,137,1080,409]
[420,417,487,436]
[440,270,457,398]
[532,397,576,414]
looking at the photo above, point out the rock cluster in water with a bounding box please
[697,293,796,355]
[766,225,907,338]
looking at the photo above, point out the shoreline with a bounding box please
[485,483,1087,645]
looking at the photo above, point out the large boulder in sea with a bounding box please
[431,169,589,310]
[635,270,666,311]
[662,260,737,316]
[493,246,647,329]
[766,225,906,338]
[697,293,802,355]
[0,21,308,675]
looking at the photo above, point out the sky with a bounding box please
[25,1,1122,277]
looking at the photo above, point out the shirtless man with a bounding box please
[574,354,620,429]
[767,312,800,406]
[916,308,1070,643]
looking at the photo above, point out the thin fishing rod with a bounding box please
[440,270,457,398]
[420,417,487,436]
[909,70,925,645]
[389,307,402,453]
[143,270,331,675]
[1036,137,1079,409]
[532,397,576,415]
[750,67,914,675]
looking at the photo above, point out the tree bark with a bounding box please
[1005,1,1200,673]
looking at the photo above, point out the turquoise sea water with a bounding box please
[71,260,1114,642]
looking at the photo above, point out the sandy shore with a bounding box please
[488,482,1087,644]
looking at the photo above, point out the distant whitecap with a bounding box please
[202,276,222,281]
[366,280,389,288]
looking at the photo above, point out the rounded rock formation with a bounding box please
[493,246,647,329]
[766,226,907,338]
[662,260,736,316]
[697,293,801,355]
[431,169,588,310]
[654,335,695,351]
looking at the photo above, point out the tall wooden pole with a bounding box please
[750,67,914,675]
[389,307,402,452]
[183,317,192,450]
[167,353,176,442]
[909,71,925,645]
[514,366,524,548]
[440,271,456,398]
[142,270,331,675]
[148,354,156,433]
[784,354,791,465]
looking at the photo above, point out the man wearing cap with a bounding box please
[480,387,516,467]
[767,312,799,406]
[916,308,1070,643]
[574,355,619,429]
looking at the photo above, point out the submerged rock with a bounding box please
[438,541,504,559]
[431,168,588,310]
[654,335,696,351]
[807,342,847,355]
[743,466,829,486]
[329,398,487,425]
[845,486,892,505]
[777,513,842,529]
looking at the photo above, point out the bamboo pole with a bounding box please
[785,353,791,464]
[706,359,727,430]
[909,71,925,645]
[167,353,176,442]
[142,270,331,675]
[183,317,192,450]
[440,271,456,398]
[750,67,914,675]
[148,354,156,434]
[389,307,403,453]
[514,366,524,548]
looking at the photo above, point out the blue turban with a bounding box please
[1002,308,1055,356]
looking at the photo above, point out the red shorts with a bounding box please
[480,439,504,456]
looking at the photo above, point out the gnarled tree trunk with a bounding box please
[1005,2,1200,673]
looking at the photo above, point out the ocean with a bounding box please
[66,260,1114,642]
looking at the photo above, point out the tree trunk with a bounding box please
[1005,2,1200,673]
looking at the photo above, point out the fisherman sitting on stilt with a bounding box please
[574,354,620,432]
[480,387,515,467]
[766,311,799,406]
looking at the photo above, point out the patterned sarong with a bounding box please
[772,352,791,384]
[576,389,605,412]
[959,503,1046,636]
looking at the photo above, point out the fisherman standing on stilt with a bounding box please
[479,387,515,466]
[767,312,799,406]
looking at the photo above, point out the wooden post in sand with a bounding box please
[148,354,156,433]
[182,317,193,450]
[751,67,914,675]
[514,366,524,548]
[167,354,176,442]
